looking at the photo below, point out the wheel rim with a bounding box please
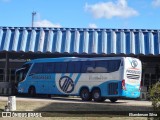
[94,92,100,99]
[82,92,88,98]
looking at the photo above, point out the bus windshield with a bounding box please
[15,64,31,83]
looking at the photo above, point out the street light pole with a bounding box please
[32,11,36,27]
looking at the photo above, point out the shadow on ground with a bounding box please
[34,101,153,111]
[34,98,153,117]
[15,94,153,112]
[16,94,127,103]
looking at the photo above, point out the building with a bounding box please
[0,27,160,99]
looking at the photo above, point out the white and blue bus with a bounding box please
[16,57,142,102]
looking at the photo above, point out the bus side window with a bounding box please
[74,62,81,73]
[67,62,81,73]
[54,62,67,73]
[107,60,121,72]
[29,63,43,75]
[95,61,108,73]
[67,62,74,73]
[43,62,54,73]
[81,61,95,73]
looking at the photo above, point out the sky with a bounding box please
[0,0,160,29]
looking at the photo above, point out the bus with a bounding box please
[16,57,142,102]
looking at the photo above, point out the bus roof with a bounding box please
[25,57,138,64]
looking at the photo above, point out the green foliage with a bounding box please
[149,81,160,110]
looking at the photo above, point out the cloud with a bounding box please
[34,20,61,27]
[88,23,98,28]
[85,0,138,19]
[152,0,160,7]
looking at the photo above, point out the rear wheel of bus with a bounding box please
[92,89,106,102]
[28,86,36,97]
[80,88,92,101]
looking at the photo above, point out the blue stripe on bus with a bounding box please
[74,74,81,85]
[69,73,73,78]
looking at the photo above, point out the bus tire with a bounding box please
[28,86,36,97]
[92,89,104,102]
[109,98,118,103]
[80,88,92,101]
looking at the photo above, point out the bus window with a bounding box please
[16,63,32,82]
[95,61,108,73]
[29,63,43,75]
[16,70,24,82]
[43,62,54,73]
[81,61,95,73]
[67,61,81,73]
[94,60,121,73]
[54,62,67,73]
[107,60,121,73]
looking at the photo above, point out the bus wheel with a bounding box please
[28,86,36,97]
[92,89,103,102]
[80,88,92,101]
[109,98,118,103]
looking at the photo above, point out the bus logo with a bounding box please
[59,76,74,93]
[131,59,138,68]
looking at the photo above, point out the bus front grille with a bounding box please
[108,83,118,95]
